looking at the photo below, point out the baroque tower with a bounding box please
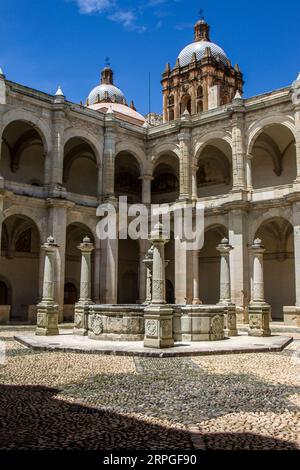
[161,18,244,122]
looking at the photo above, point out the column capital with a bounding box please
[216,238,233,254]
[41,235,59,252]
[77,236,94,253]
[250,238,265,254]
[139,174,154,181]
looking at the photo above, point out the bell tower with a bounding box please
[161,18,244,122]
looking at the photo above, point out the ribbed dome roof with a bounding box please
[178,40,228,67]
[88,83,125,105]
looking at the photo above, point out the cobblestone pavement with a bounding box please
[0,330,300,450]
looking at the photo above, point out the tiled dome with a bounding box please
[178,40,228,67]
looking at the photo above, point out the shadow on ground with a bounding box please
[0,384,298,450]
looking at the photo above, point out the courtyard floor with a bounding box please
[0,329,300,450]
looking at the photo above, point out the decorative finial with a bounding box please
[297,71,300,81]
[105,57,110,67]
[198,8,205,20]
[234,90,243,100]
[0,67,4,77]
[55,85,64,96]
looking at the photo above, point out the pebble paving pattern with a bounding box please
[0,330,300,450]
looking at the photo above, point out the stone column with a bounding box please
[101,236,118,304]
[216,238,237,336]
[192,250,201,304]
[140,175,153,205]
[36,236,59,336]
[283,201,300,325]
[248,239,271,336]
[138,240,148,303]
[291,74,300,181]
[231,112,246,191]
[143,246,154,303]
[246,154,253,190]
[103,119,116,200]
[144,223,174,348]
[178,129,191,200]
[74,237,94,336]
[47,106,65,187]
[191,165,198,200]
[228,208,249,323]
[46,199,71,322]
[93,238,101,304]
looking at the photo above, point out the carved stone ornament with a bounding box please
[145,319,158,337]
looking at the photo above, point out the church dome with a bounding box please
[177,18,228,67]
[87,66,126,106]
[86,65,145,126]
[178,41,228,67]
[88,83,125,105]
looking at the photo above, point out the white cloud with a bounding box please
[75,0,114,14]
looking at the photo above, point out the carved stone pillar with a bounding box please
[248,239,271,337]
[216,238,237,336]
[144,223,174,348]
[143,246,154,303]
[36,236,59,336]
[74,237,94,336]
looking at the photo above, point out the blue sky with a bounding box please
[1,0,299,115]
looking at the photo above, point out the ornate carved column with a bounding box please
[143,246,154,303]
[248,239,271,336]
[216,238,237,336]
[217,238,233,304]
[74,237,94,336]
[36,236,59,336]
[144,223,174,348]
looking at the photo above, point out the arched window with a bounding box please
[197,85,203,98]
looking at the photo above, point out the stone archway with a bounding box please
[64,223,95,321]
[118,239,139,304]
[250,123,296,189]
[63,137,98,197]
[114,152,142,203]
[0,120,46,186]
[0,214,40,321]
[255,217,295,320]
[151,154,179,204]
[196,139,232,197]
[199,224,227,304]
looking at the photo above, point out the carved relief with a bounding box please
[145,319,158,337]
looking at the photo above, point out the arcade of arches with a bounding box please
[0,112,299,326]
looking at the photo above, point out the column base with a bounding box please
[35,301,59,336]
[144,304,174,348]
[74,301,93,336]
[283,306,300,326]
[248,302,271,337]
[219,303,238,337]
